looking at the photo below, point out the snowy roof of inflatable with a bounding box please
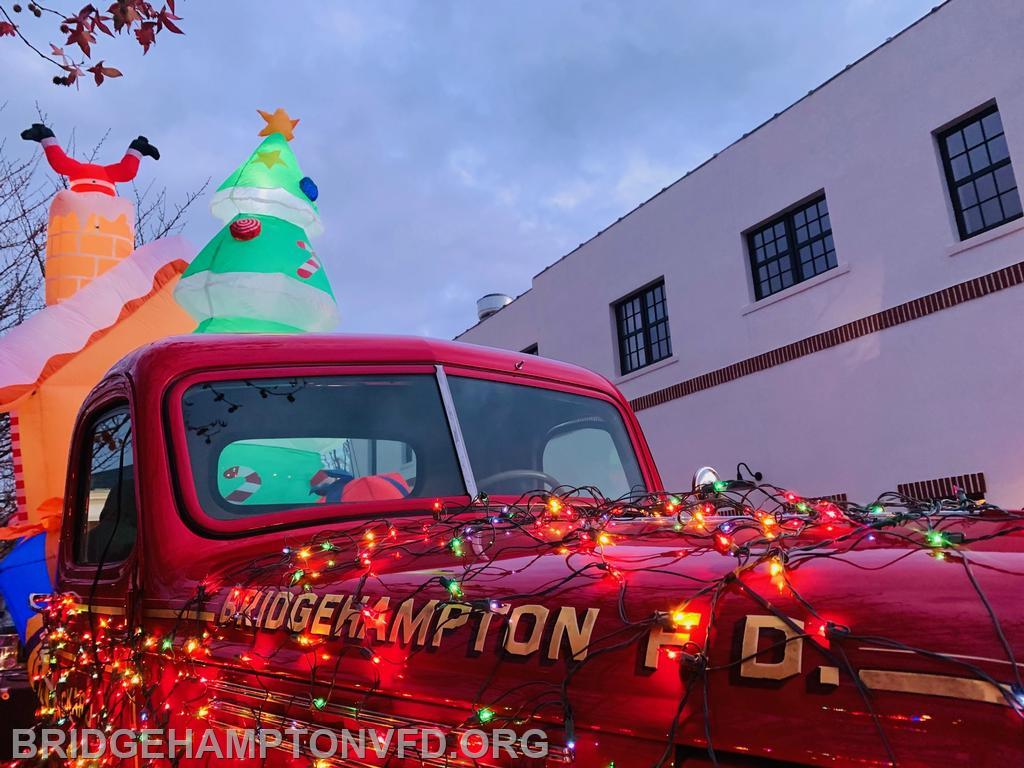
[0,235,195,408]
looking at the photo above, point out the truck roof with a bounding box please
[111,333,617,394]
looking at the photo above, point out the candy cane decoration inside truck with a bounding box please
[222,465,262,503]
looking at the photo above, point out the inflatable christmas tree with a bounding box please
[174,109,340,333]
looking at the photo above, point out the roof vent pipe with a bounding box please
[477,293,512,321]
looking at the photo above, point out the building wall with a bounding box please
[457,0,1024,505]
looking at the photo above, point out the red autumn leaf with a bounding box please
[156,7,183,34]
[107,2,136,32]
[135,21,156,52]
[91,12,113,37]
[65,24,96,56]
[0,22,16,38]
[87,59,122,84]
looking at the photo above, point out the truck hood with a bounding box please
[146,501,1024,766]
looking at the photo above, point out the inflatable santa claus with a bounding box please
[21,122,160,195]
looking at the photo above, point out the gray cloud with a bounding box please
[1,0,938,337]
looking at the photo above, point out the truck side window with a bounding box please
[75,406,137,565]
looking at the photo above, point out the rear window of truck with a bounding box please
[180,372,647,520]
[181,375,466,517]
[447,376,645,499]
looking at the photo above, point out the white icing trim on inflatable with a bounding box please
[173,270,340,332]
[210,186,323,237]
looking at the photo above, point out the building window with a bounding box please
[521,343,539,355]
[614,280,671,374]
[940,106,1021,239]
[747,195,836,301]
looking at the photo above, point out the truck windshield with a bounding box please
[448,376,645,499]
[181,376,466,517]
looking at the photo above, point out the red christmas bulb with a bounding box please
[230,217,262,241]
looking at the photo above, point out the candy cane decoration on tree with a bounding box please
[295,240,321,279]
[222,465,262,503]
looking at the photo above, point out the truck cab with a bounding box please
[46,335,1022,766]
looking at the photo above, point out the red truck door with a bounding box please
[56,395,141,722]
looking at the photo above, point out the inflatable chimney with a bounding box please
[44,191,136,305]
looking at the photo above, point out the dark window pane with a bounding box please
[1000,189,1022,219]
[781,271,793,288]
[951,154,971,180]
[975,173,997,202]
[754,232,763,247]
[987,134,1009,164]
[994,164,1017,193]
[946,131,965,156]
[958,182,978,208]
[981,197,1003,227]
[982,111,1003,139]
[968,144,990,172]
[794,210,805,226]
[770,276,781,293]
[963,120,984,148]
[964,205,984,233]
[774,222,786,238]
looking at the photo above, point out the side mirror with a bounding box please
[692,466,720,491]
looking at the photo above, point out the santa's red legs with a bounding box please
[21,123,160,196]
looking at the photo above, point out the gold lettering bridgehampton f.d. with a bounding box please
[216,590,601,662]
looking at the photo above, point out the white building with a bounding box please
[456,0,1024,506]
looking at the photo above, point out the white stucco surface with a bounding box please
[458,0,1024,505]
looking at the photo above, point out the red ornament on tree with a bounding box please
[230,217,262,241]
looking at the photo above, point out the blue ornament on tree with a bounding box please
[300,176,319,202]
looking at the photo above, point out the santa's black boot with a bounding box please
[21,123,55,142]
[129,136,160,160]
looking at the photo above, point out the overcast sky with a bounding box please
[2,0,940,338]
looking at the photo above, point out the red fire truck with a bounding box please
[35,335,1023,766]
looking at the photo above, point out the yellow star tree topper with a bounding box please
[258,107,300,142]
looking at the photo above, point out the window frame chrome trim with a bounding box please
[434,364,479,499]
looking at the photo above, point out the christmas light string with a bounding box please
[21,481,1024,767]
